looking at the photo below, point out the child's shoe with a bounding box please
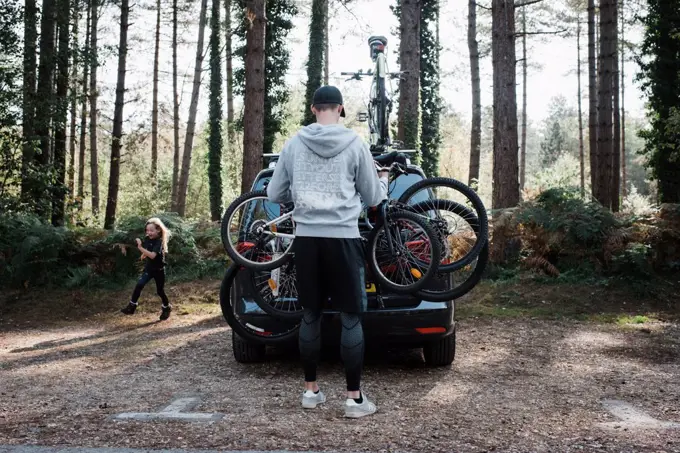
[121,302,137,315]
[159,304,172,321]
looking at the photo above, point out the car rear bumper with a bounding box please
[235,297,455,347]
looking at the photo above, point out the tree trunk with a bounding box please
[171,0,181,209]
[302,0,327,126]
[519,5,527,195]
[52,0,71,227]
[577,13,585,198]
[324,1,329,85]
[241,0,267,193]
[467,0,481,188]
[620,0,626,199]
[491,0,520,209]
[78,0,91,200]
[397,0,421,150]
[596,0,614,209]
[35,0,57,177]
[151,0,161,181]
[68,0,79,201]
[89,0,100,217]
[104,0,130,229]
[611,0,620,211]
[588,0,598,198]
[21,0,38,200]
[208,0,224,221]
[176,0,209,216]
[225,0,235,145]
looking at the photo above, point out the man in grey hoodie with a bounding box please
[267,85,388,418]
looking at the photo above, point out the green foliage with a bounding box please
[0,212,225,289]
[234,0,297,150]
[636,0,680,203]
[419,0,441,177]
[302,0,326,126]
[208,0,223,221]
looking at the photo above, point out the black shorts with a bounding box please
[293,237,367,314]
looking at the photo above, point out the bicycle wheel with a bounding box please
[407,199,483,273]
[397,177,488,270]
[221,190,295,271]
[367,210,441,294]
[415,241,488,302]
[219,263,300,344]
[248,258,303,321]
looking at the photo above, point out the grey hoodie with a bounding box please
[266,123,388,239]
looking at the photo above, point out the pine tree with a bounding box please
[208,0,224,221]
[637,0,680,203]
[302,0,326,126]
[419,0,441,177]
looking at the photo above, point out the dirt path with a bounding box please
[1,308,679,453]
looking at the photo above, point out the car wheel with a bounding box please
[232,330,266,363]
[423,328,456,367]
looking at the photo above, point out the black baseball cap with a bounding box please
[312,85,346,117]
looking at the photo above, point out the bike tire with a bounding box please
[397,177,488,271]
[407,198,483,274]
[219,263,300,344]
[248,259,304,321]
[367,210,441,294]
[221,189,294,271]
[414,241,488,302]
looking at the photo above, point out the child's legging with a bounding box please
[131,269,169,306]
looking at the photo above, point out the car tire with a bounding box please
[232,330,266,363]
[423,328,456,367]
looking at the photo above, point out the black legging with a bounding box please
[130,269,169,306]
[299,308,365,392]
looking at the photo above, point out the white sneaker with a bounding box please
[344,393,377,418]
[301,390,326,409]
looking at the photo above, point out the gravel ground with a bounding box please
[1,311,679,453]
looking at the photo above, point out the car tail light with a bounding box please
[416,327,446,334]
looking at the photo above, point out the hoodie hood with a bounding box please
[297,123,359,158]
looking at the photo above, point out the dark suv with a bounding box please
[223,160,456,367]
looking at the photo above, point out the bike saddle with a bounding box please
[368,36,388,47]
[373,150,407,166]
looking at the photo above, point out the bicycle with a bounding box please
[221,153,442,295]
[341,36,404,154]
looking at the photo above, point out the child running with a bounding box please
[121,217,172,321]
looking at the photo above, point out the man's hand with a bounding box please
[135,238,142,248]
[378,171,389,179]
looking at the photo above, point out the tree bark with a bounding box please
[77,0,91,201]
[21,0,38,200]
[588,0,598,198]
[611,0,620,211]
[467,0,481,188]
[171,0,181,208]
[491,0,520,209]
[104,0,130,229]
[324,0,329,85]
[577,13,585,198]
[89,0,100,217]
[225,0,235,144]
[596,0,614,209]
[519,5,527,195]
[176,0,209,216]
[52,0,71,226]
[35,0,57,181]
[620,0,626,199]
[240,0,267,193]
[397,0,421,150]
[208,0,224,221]
[151,0,161,181]
[68,0,79,201]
